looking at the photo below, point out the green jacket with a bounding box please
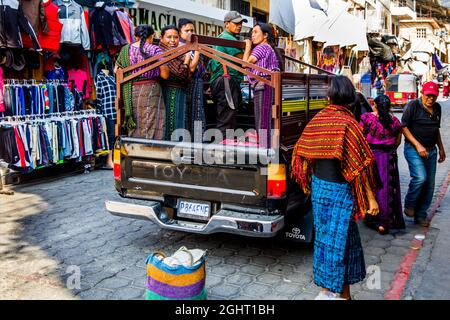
[209,30,244,84]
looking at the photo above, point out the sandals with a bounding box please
[377,226,389,235]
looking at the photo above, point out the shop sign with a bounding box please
[127,7,224,37]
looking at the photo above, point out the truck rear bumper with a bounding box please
[105,200,284,238]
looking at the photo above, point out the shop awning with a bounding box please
[293,0,328,41]
[269,0,296,34]
[137,0,253,28]
[404,60,430,76]
[411,39,435,54]
[310,0,368,51]
[270,0,368,51]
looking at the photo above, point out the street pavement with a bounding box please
[0,98,449,300]
[405,183,450,300]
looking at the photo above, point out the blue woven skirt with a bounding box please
[311,176,366,293]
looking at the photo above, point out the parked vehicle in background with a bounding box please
[385,73,419,111]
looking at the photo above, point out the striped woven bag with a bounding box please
[145,247,207,300]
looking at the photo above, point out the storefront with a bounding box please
[0,0,254,177]
[129,0,253,36]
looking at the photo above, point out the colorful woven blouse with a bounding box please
[359,112,402,147]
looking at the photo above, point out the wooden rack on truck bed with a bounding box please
[107,35,334,242]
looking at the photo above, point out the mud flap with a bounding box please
[283,201,314,243]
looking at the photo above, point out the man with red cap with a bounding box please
[401,81,446,227]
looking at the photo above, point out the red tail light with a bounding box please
[113,163,121,181]
[267,164,286,198]
[268,180,286,198]
[113,149,121,181]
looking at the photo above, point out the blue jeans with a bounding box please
[404,142,437,221]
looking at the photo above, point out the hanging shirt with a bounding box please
[47,67,66,81]
[38,0,63,53]
[0,0,41,50]
[68,68,88,98]
[95,70,116,120]
[53,0,90,50]
[115,10,135,44]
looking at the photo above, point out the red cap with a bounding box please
[422,81,439,96]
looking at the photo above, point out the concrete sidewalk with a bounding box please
[403,174,450,300]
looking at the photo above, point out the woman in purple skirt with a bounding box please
[359,94,405,234]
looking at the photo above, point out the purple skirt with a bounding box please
[365,148,405,230]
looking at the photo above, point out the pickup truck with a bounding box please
[106,36,333,243]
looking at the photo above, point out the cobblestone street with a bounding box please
[1,99,449,300]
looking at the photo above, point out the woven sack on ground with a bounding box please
[145,246,207,300]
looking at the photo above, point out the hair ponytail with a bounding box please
[374,94,393,130]
[134,24,155,59]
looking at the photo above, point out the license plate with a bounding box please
[177,199,211,221]
[394,92,403,99]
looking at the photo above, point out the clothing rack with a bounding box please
[0,110,98,123]
[4,79,69,85]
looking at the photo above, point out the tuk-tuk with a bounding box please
[385,73,419,110]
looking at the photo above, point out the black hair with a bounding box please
[253,22,284,71]
[178,18,194,31]
[351,92,373,122]
[327,75,357,108]
[99,60,113,75]
[255,23,275,45]
[374,94,393,130]
[161,25,180,38]
[134,24,155,59]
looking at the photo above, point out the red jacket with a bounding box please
[39,0,62,52]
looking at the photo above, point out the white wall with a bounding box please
[191,0,230,10]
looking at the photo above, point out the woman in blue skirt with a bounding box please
[291,76,381,300]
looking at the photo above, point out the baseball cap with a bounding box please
[224,11,248,24]
[422,81,439,96]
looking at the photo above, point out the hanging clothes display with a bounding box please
[0,67,4,113]
[1,80,75,117]
[0,0,41,50]
[53,0,90,50]
[89,2,127,48]
[0,111,109,171]
[103,4,127,46]
[67,68,88,98]
[75,0,135,6]
[47,66,66,81]
[20,0,48,34]
[38,0,63,53]
[115,10,135,44]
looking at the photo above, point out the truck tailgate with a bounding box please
[118,137,272,206]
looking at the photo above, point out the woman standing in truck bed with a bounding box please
[243,22,282,148]
[159,25,191,140]
[291,76,380,300]
[115,25,169,140]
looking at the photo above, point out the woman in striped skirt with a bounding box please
[159,25,190,140]
[291,76,381,300]
[115,25,169,139]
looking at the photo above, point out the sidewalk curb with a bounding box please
[384,170,450,300]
